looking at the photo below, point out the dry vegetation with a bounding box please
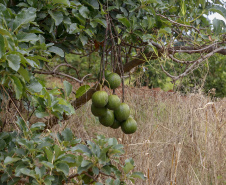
[53,86,226,185]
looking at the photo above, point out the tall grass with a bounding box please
[54,87,226,185]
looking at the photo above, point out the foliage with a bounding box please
[0,119,145,184]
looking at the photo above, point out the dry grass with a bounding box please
[59,87,226,185]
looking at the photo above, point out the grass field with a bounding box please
[52,86,226,185]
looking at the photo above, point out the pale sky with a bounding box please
[208,13,226,23]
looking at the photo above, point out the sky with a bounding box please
[208,13,226,23]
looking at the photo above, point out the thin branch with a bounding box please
[162,46,225,80]
[53,63,78,74]
[156,14,200,33]
[169,54,198,64]
[170,42,225,54]
[69,51,82,55]
[81,74,92,81]
[160,65,176,79]
[80,49,96,58]
[27,106,38,122]
[150,41,163,50]
[33,70,83,83]
[64,58,81,79]
[99,171,116,179]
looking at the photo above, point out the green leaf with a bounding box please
[105,178,114,184]
[101,165,111,175]
[130,172,146,180]
[0,132,9,140]
[20,168,36,178]
[30,122,46,131]
[16,116,28,132]
[54,145,65,159]
[142,34,154,42]
[0,34,5,59]
[77,163,93,174]
[17,32,39,42]
[94,183,103,185]
[11,76,23,99]
[70,144,92,156]
[212,18,224,34]
[25,58,38,67]
[48,10,63,26]
[81,160,92,167]
[164,27,171,34]
[116,15,131,28]
[0,28,12,38]
[27,79,43,93]
[41,161,54,169]
[86,0,99,9]
[4,156,21,165]
[44,175,55,185]
[58,154,75,163]
[7,54,21,71]
[63,81,72,97]
[69,23,79,34]
[114,179,120,185]
[92,166,99,175]
[75,85,90,98]
[123,162,134,174]
[79,35,88,46]
[108,138,118,146]
[79,6,89,18]
[61,128,74,141]
[45,147,54,163]
[35,110,49,118]
[37,141,52,149]
[56,162,69,176]
[180,0,186,16]
[18,67,30,82]
[13,7,36,32]
[150,44,158,56]
[93,18,107,28]
[144,0,158,3]
[52,0,70,5]
[31,55,49,62]
[0,139,6,150]
[35,166,45,179]
[48,46,64,57]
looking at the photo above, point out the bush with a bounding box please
[0,118,145,185]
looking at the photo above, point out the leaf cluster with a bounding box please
[0,118,145,184]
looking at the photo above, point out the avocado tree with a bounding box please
[0,0,226,184]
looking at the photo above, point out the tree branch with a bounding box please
[169,42,226,55]
[156,14,200,33]
[163,46,225,80]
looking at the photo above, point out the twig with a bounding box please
[27,106,38,122]
[80,50,96,58]
[99,171,116,179]
[170,41,224,54]
[156,14,200,33]
[64,58,81,79]
[162,46,225,80]
[169,54,199,64]
[33,70,83,83]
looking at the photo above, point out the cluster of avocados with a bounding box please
[91,71,137,134]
